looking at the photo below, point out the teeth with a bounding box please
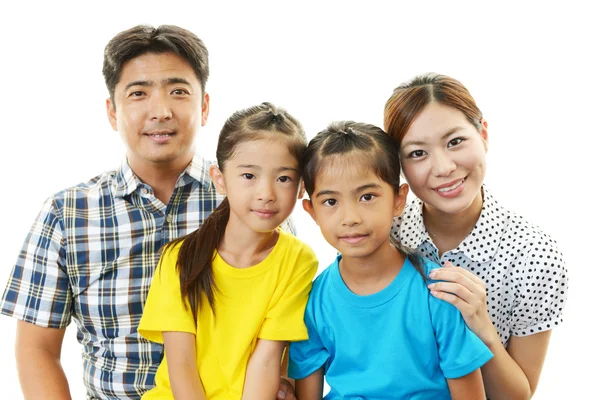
[438,180,463,192]
[150,134,172,137]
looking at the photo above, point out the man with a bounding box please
[0,24,296,400]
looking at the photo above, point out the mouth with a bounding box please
[433,177,466,197]
[144,130,176,143]
[252,209,278,218]
[339,233,369,244]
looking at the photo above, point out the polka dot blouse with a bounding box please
[391,185,568,345]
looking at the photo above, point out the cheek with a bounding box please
[402,163,429,191]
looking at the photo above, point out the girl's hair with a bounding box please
[164,102,306,322]
[383,73,483,144]
[302,121,426,281]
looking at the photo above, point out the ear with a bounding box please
[297,180,306,200]
[302,199,318,224]
[209,164,227,195]
[393,184,409,218]
[106,98,118,131]
[201,92,210,126]
[480,118,489,152]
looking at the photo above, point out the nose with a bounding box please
[257,179,276,203]
[341,202,361,227]
[148,92,172,121]
[431,150,456,177]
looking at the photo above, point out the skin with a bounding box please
[162,137,303,398]
[297,159,486,399]
[400,101,552,398]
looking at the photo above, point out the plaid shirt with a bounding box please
[1,155,294,399]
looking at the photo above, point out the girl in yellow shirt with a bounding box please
[138,102,318,400]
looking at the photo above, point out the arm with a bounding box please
[480,331,551,399]
[447,369,486,400]
[163,332,206,400]
[15,321,71,400]
[242,339,287,400]
[294,367,324,400]
[428,263,552,398]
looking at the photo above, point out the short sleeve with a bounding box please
[0,197,72,328]
[511,239,568,336]
[258,246,318,341]
[138,245,196,343]
[429,295,493,379]
[288,292,330,380]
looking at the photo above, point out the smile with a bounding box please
[433,178,466,198]
[339,234,368,244]
[253,209,277,218]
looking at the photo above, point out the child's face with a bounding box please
[303,158,407,261]
[210,137,302,235]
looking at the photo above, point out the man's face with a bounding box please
[106,52,209,174]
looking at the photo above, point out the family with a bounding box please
[0,24,568,400]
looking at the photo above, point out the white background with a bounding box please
[0,1,597,398]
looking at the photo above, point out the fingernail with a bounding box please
[278,390,285,399]
[427,283,435,289]
[429,270,437,278]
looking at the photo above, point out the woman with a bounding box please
[384,73,568,399]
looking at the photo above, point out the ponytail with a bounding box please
[390,235,428,283]
[164,198,230,323]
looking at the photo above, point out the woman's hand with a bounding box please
[427,262,496,344]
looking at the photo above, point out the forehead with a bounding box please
[227,137,299,167]
[314,154,383,190]
[403,102,474,144]
[116,52,200,89]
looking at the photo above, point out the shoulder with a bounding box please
[278,231,318,262]
[502,208,565,272]
[49,170,120,207]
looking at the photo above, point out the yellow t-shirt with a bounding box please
[138,230,318,399]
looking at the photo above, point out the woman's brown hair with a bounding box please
[162,102,306,323]
[384,73,483,144]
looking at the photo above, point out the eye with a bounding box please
[448,137,465,147]
[172,89,189,96]
[322,198,337,207]
[360,193,375,202]
[277,176,292,183]
[129,91,145,98]
[408,149,426,159]
[242,173,255,180]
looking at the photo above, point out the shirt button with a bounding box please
[141,187,149,195]
[165,214,173,223]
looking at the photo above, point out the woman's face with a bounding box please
[400,102,488,216]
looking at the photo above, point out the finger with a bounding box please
[277,386,286,400]
[430,266,484,289]
[428,281,477,304]
[442,262,486,286]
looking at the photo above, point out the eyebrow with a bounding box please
[124,77,192,91]
[315,183,382,198]
[236,164,299,172]
[401,126,464,148]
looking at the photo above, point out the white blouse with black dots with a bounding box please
[392,186,568,345]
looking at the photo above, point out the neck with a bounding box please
[128,154,193,205]
[339,241,405,295]
[218,217,279,269]
[423,187,484,250]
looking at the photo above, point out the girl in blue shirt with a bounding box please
[289,121,493,399]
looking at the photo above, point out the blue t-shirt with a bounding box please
[289,255,493,399]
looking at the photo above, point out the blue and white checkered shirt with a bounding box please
[1,155,280,399]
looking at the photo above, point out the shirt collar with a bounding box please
[402,185,508,263]
[114,154,215,198]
